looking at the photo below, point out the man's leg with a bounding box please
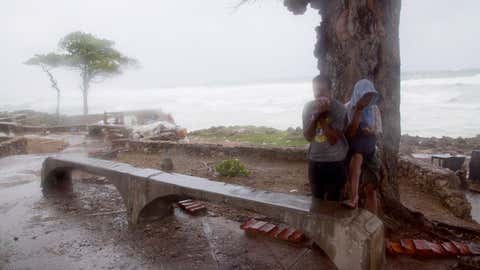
[325,161,347,201]
[344,153,363,208]
[308,161,326,199]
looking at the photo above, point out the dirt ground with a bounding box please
[116,151,310,196]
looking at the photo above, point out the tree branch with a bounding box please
[40,64,60,93]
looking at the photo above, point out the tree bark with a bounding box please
[82,89,88,116]
[56,90,60,118]
[40,65,62,118]
[82,75,90,115]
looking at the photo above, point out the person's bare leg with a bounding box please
[343,153,362,208]
[365,184,378,215]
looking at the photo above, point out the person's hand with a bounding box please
[362,127,374,135]
[318,116,328,127]
[355,100,368,113]
[314,97,331,114]
[355,94,373,112]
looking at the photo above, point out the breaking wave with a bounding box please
[1,72,480,138]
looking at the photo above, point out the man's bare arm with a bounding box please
[346,109,362,139]
[303,113,320,142]
[303,99,330,142]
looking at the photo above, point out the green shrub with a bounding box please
[215,158,250,177]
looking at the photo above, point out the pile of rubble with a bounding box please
[130,120,187,141]
[96,112,187,142]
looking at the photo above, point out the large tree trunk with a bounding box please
[285,0,426,225]
[315,0,403,217]
[56,90,60,119]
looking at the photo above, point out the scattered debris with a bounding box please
[240,218,307,244]
[131,121,187,141]
[387,239,480,257]
[177,199,206,215]
[431,154,466,172]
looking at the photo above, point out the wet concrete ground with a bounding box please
[0,134,334,270]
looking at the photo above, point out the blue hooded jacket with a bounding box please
[347,79,380,127]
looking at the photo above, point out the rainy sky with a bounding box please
[1,0,479,95]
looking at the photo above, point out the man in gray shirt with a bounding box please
[302,75,349,200]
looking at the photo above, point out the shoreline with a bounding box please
[1,110,478,155]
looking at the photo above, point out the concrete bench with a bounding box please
[41,156,385,270]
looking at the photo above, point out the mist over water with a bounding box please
[401,73,480,137]
[1,72,480,138]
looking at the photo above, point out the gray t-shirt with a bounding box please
[302,99,349,162]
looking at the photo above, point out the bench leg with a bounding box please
[41,166,72,190]
[130,197,173,226]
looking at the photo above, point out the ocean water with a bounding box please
[1,72,480,138]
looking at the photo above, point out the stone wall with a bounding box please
[0,122,88,135]
[127,140,307,162]
[46,125,88,133]
[0,136,10,143]
[397,156,471,219]
[0,137,28,158]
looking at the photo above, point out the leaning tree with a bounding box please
[59,31,137,115]
[25,53,66,117]
[282,0,425,224]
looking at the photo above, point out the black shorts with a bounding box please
[308,160,347,201]
[349,134,376,157]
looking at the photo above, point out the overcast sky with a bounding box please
[1,0,479,94]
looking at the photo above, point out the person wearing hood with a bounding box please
[342,79,382,214]
[302,75,349,201]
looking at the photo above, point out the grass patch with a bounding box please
[215,158,251,177]
[189,126,307,147]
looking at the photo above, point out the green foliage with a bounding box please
[215,158,251,177]
[59,31,137,79]
[25,53,65,116]
[25,31,137,115]
[25,53,67,68]
[190,126,307,147]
